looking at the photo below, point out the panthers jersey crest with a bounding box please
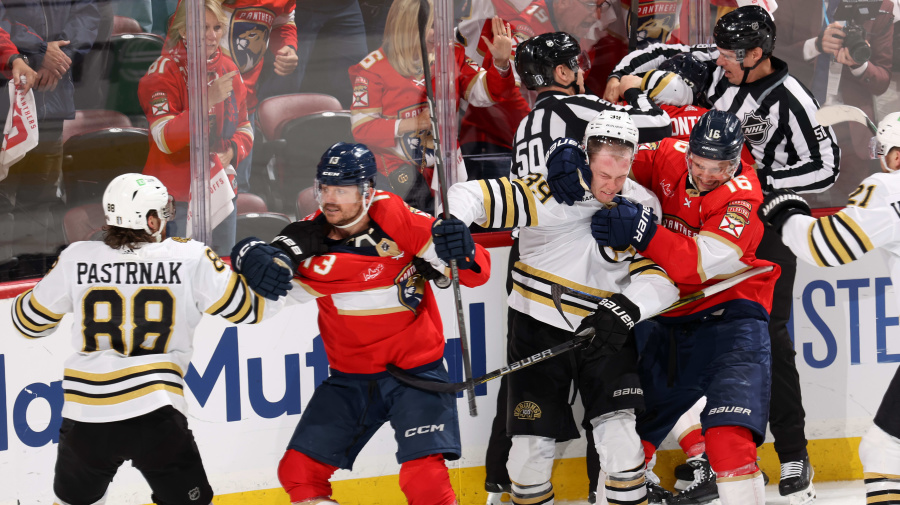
[624,0,679,47]
[228,7,274,73]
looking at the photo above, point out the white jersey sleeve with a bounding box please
[782,173,900,267]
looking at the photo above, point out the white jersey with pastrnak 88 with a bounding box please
[447,174,679,329]
[782,172,900,280]
[11,238,283,423]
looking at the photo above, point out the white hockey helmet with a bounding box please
[876,112,900,173]
[583,111,639,157]
[103,173,174,241]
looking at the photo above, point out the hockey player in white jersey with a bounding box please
[447,111,679,505]
[11,173,293,505]
[758,112,900,504]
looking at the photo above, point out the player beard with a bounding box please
[322,202,365,228]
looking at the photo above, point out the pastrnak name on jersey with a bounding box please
[76,261,183,285]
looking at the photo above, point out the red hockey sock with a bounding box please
[277,449,339,503]
[679,428,706,457]
[642,440,657,466]
[705,426,757,476]
[399,454,456,505]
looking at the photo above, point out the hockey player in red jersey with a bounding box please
[349,0,516,208]
[232,142,491,505]
[550,110,778,505]
[138,0,253,253]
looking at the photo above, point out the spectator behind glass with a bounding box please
[138,0,253,254]
[258,0,368,110]
[0,0,99,252]
[457,0,604,181]
[348,0,515,212]
[776,0,894,201]
[217,0,297,194]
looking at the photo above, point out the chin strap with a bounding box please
[737,54,768,86]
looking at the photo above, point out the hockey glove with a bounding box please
[230,237,294,301]
[271,220,329,267]
[432,216,476,270]
[758,190,811,235]
[591,196,657,251]
[412,256,451,289]
[545,137,590,205]
[575,293,640,360]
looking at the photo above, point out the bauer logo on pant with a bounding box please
[514,401,542,420]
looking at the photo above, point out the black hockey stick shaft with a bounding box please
[417,0,477,416]
[389,265,774,393]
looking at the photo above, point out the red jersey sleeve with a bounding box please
[229,71,253,167]
[138,56,190,155]
[349,53,399,150]
[268,1,297,53]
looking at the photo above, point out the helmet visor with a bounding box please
[315,181,367,205]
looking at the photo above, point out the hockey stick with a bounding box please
[417,0,477,416]
[387,265,774,394]
[550,265,775,329]
[816,105,878,134]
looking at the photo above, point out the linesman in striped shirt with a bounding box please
[11,174,293,505]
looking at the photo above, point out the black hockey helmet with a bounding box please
[658,53,712,101]
[713,5,776,60]
[515,32,582,90]
[689,110,745,162]
[316,142,377,187]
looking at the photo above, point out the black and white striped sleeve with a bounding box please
[610,43,693,78]
[448,176,544,229]
[756,82,840,193]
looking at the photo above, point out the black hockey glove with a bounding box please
[432,216,476,270]
[592,196,657,251]
[545,137,590,206]
[758,190,811,235]
[575,293,640,360]
[230,237,294,300]
[412,256,451,289]
[271,220,329,267]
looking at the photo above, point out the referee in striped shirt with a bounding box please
[604,6,839,503]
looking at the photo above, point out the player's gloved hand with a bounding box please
[412,256,451,289]
[545,137,590,205]
[575,293,640,360]
[591,196,657,251]
[758,190,811,235]
[271,219,329,266]
[432,216,476,269]
[230,237,294,300]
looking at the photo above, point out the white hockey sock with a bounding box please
[860,425,900,501]
[716,470,765,505]
[605,465,646,505]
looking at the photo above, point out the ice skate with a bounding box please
[779,456,816,505]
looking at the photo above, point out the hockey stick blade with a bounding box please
[550,284,610,330]
[816,105,878,134]
[393,265,774,394]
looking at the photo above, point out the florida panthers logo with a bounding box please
[228,8,274,73]
[741,112,773,146]
[628,0,678,47]
[396,268,426,312]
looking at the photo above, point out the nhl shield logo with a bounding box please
[188,487,201,501]
[741,112,773,146]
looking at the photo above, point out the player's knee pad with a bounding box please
[705,426,757,478]
[860,425,900,476]
[277,449,339,504]
[507,435,555,505]
[399,454,455,505]
[590,410,644,473]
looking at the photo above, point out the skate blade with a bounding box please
[485,492,511,505]
[786,484,816,505]
[674,479,693,491]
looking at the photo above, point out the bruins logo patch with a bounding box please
[513,401,542,420]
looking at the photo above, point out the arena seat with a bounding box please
[112,16,142,35]
[63,203,106,244]
[235,212,292,242]
[62,127,151,206]
[104,33,165,127]
[257,93,343,141]
[236,192,268,215]
[62,109,132,144]
[296,186,318,219]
